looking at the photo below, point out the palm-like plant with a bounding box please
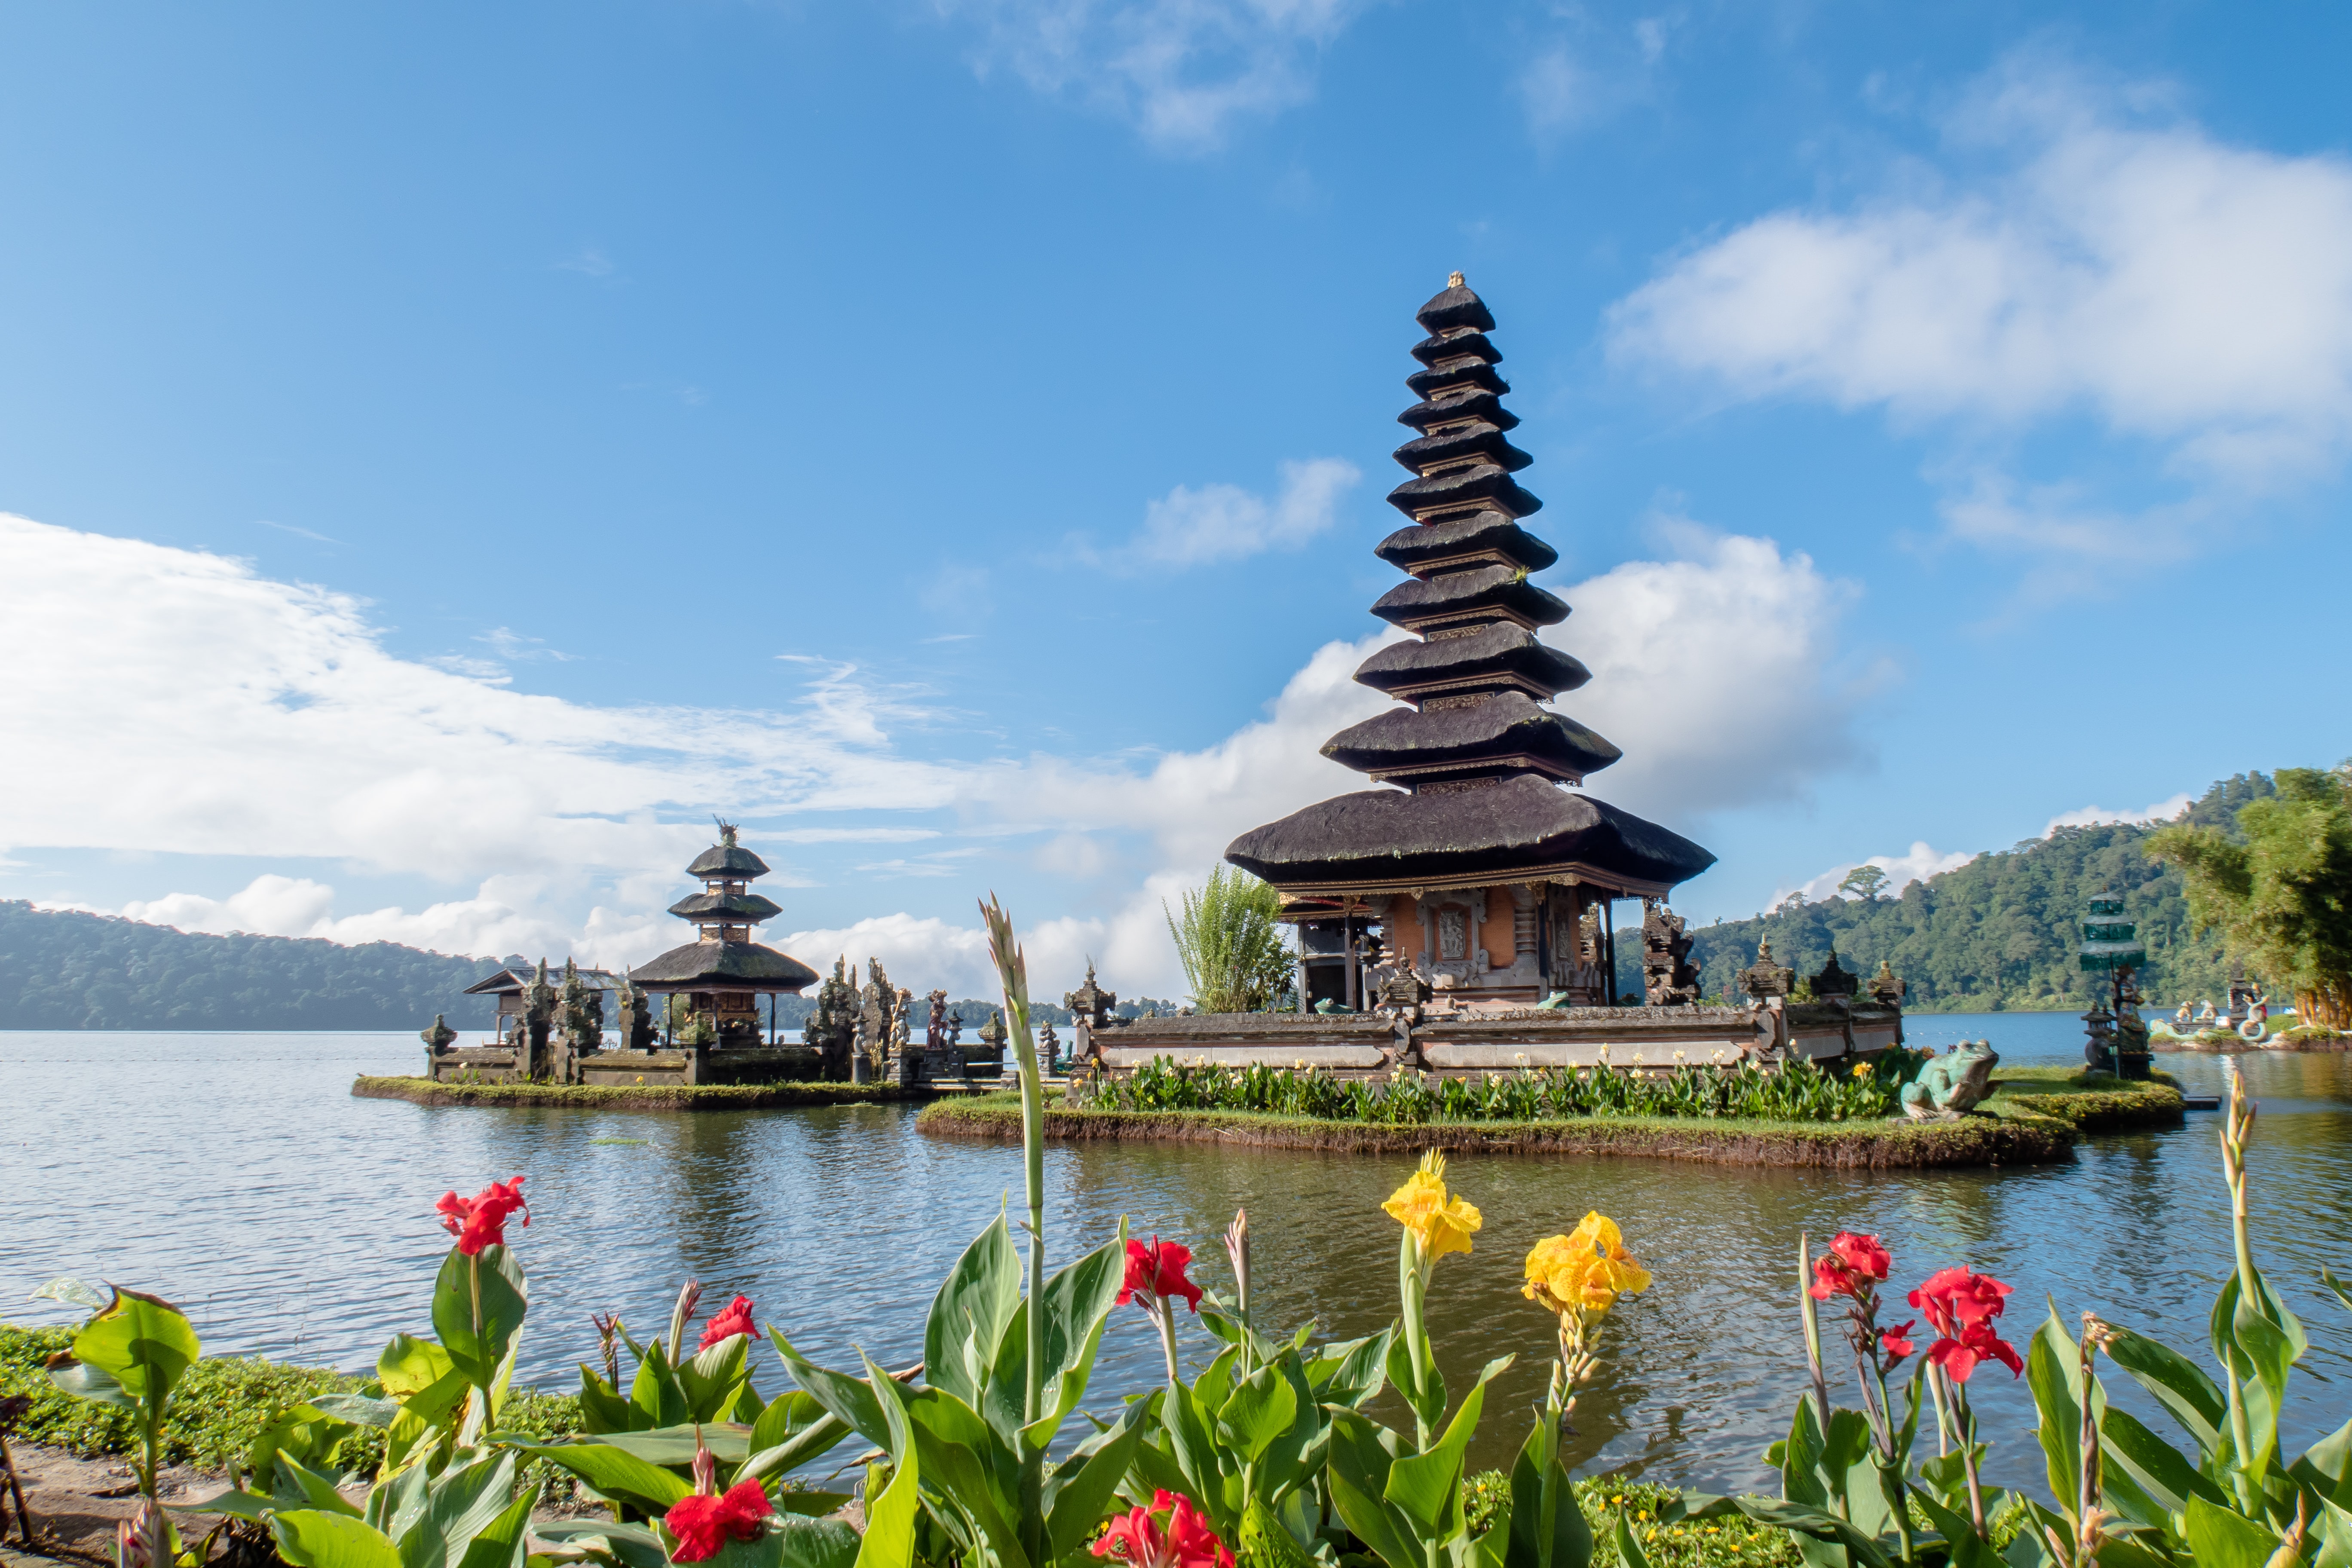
[1164,867,1294,1014]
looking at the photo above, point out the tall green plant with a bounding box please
[1164,867,1294,1014]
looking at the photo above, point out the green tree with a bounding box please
[2145,764,2352,1028]
[1163,867,1292,1014]
[1835,864,1889,901]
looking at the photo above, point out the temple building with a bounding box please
[1225,276,1715,1009]
[629,822,819,1044]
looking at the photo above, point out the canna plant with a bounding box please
[42,1280,203,1568]
[768,894,1179,1568]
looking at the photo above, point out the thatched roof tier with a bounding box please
[667,890,784,922]
[1320,692,1620,785]
[1405,360,1508,400]
[1370,564,1568,630]
[687,842,771,879]
[1373,510,1556,575]
[630,940,818,992]
[1415,282,1497,335]
[1392,423,1532,475]
[1224,776,1714,897]
[1352,623,1589,701]
[1410,329,1502,368]
[1396,390,1518,436]
[1386,463,1542,520]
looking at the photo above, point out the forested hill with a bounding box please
[1684,773,2276,1013]
[0,901,511,1030]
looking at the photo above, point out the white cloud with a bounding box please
[1778,842,1980,906]
[1103,457,1360,569]
[1518,16,1668,144]
[1606,54,2352,557]
[2044,792,2192,835]
[5,512,1860,998]
[934,0,1362,152]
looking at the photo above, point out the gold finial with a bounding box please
[1448,270,1465,288]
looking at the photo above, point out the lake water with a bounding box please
[3,1018,2347,1495]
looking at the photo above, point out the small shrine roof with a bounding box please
[1352,622,1589,698]
[1225,775,1715,894]
[687,842,772,879]
[1370,564,1567,628]
[1386,465,1542,520]
[629,940,819,992]
[1373,510,1557,574]
[1320,692,1620,782]
[1415,280,1497,334]
[1410,329,1502,368]
[462,965,619,995]
[667,890,784,923]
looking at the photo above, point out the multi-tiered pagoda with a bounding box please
[1226,275,1714,1008]
[630,822,818,1044]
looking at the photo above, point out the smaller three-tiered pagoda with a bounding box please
[629,822,818,1045]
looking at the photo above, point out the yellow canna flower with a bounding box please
[1382,1151,1482,1262]
[1522,1210,1651,1318]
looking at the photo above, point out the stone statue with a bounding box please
[974,1010,1009,1079]
[422,1014,456,1051]
[521,958,557,1078]
[1642,903,1701,1006]
[924,989,952,1052]
[893,987,913,1053]
[1063,962,1117,1032]
[1901,1040,1999,1120]
[805,957,859,1079]
[1867,960,1908,1009]
[1037,1020,1060,1072]
[1807,952,1859,1000]
[1740,939,1795,1003]
[556,958,603,1053]
[856,959,900,1080]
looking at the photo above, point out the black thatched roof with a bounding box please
[667,890,784,922]
[630,940,818,992]
[1321,693,1620,783]
[1392,424,1531,475]
[1352,623,1589,700]
[1416,281,1497,335]
[1405,360,1508,400]
[1225,776,1715,894]
[1373,510,1557,575]
[463,965,619,995]
[1371,565,1567,629]
[1396,389,1518,434]
[1410,329,1501,368]
[1387,464,1541,520]
[687,842,771,879]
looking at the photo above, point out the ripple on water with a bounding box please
[2,1027,2345,1493]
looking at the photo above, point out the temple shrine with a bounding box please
[1225,275,1715,1011]
[629,821,819,1045]
[1083,277,1908,1077]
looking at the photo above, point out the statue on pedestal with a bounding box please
[521,959,557,1079]
[1642,904,1701,1006]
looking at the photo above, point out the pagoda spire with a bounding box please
[1318,275,1620,791]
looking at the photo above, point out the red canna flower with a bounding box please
[1118,1238,1204,1314]
[435,1176,529,1256]
[664,1479,771,1562]
[1906,1268,2013,1338]
[1808,1231,1890,1302]
[1880,1321,1917,1361]
[698,1295,756,1349]
[1924,1320,2023,1384]
[1091,1490,1234,1568]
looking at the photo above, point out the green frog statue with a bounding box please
[1899,1038,1999,1120]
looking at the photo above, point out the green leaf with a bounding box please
[273,1511,406,1568]
[626,1339,690,1431]
[678,1334,752,1426]
[1384,1325,1446,1441]
[397,1450,523,1568]
[548,1424,751,1469]
[248,1406,359,1483]
[312,1392,403,1430]
[1194,1344,1241,1419]
[1723,1498,1896,1568]
[850,1397,920,1568]
[2105,1327,2226,1456]
[1327,1465,1421,1568]
[184,1488,277,1522]
[729,1516,861,1568]
[506,1443,691,1514]
[1310,1329,1392,1409]
[273,1450,365,1516]
[1043,1399,1153,1559]
[768,1328,890,1452]
[452,1490,536,1568]
[2027,1309,2085,1512]
[1031,1231,1127,1425]
[1503,1403,1589,1568]
[47,1357,131,1410]
[1384,1356,1510,1535]
[924,1214,1022,1411]
[430,1246,529,1392]
[1215,1364,1299,1466]
[2312,1497,2352,1568]
[2291,1415,2352,1508]
[1614,1510,1654,1568]
[2182,1493,2287,1568]
[69,1286,201,1409]
[2099,1406,2228,1518]
[1912,1488,2002,1568]
[524,1521,668,1568]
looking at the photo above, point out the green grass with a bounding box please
[1,1323,580,1490]
[1459,1474,1805,1568]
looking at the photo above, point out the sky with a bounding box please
[3,0,2349,1001]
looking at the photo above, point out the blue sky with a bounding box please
[3,0,2349,998]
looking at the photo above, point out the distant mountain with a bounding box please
[0,901,511,1031]
[1682,773,2275,1012]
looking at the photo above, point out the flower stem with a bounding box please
[1156,1305,1182,1389]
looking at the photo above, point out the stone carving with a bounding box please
[1739,939,1794,1002]
[924,989,953,1051]
[521,958,557,1078]
[1641,904,1701,1006]
[1064,963,1117,1031]
[1807,952,1859,1000]
[974,1010,1009,1079]
[1436,908,1468,961]
[421,1015,456,1075]
[856,959,902,1080]
[893,987,913,1054]
[1867,960,1907,1008]
[804,957,859,1080]
[1038,1020,1060,1073]
[1901,1040,1999,1120]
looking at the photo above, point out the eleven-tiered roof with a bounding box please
[1224,276,1715,899]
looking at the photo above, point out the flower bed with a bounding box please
[917,1092,2082,1167]
[349,1075,931,1110]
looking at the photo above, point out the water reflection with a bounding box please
[1,1032,2345,1494]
